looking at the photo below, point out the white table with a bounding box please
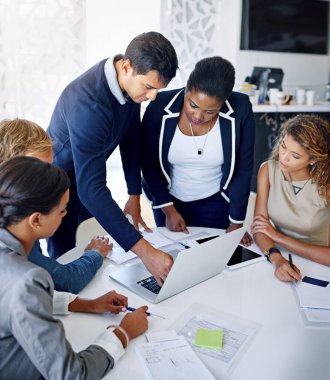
[58,227,330,380]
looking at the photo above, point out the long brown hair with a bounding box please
[271,114,330,200]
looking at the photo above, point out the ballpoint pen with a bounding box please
[288,253,294,270]
[126,306,166,319]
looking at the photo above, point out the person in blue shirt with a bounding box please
[141,57,255,245]
[0,118,118,313]
[47,31,178,286]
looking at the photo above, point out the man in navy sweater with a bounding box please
[47,32,178,285]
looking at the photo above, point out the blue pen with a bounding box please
[126,306,165,319]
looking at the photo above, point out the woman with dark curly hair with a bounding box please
[252,114,330,282]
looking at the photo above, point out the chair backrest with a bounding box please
[76,217,108,246]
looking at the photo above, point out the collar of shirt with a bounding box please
[104,57,127,105]
[0,228,26,257]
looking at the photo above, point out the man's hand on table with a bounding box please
[131,238,173,286]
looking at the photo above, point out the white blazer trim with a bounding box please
[153,202,173,209]
[221,191,230,203]
[219,99,236,190]
[159,91,183,186]
[229,216,244,224]
[164,89,184,114]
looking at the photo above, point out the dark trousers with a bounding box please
[153,192,230,230]
[47,171,92,259]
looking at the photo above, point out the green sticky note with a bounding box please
[194,329,223,350]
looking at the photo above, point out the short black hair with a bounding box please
[123,31,178,86]
[0,156,70,228]
[186,56,235,102]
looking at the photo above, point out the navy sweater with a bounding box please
[48,59,142,251]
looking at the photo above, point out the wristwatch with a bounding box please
[264,247,281,262]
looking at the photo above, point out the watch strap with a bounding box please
[264,247,281,262]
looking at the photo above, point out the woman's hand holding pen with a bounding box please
[119,306,149,343]
[271,254,302,282]
[162,205,189,233]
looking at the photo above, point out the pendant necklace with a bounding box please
[288,173,310,195]
[189,121,212,155]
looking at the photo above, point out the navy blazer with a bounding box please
[141,89,255,224]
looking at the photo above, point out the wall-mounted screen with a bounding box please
[241,0,329,54]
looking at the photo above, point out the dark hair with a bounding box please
[271,114,330,199]
[123,31,178,86]
[186,56,235,102]
[0,156,70,228]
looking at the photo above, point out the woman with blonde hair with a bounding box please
[0,118,130,315]
[0,118,53,163]
[252,114,330,282]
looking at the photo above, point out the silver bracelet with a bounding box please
[107,324,129,347]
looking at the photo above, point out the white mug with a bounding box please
[306,90,315,106]
[275,91,285,105]
[268,88,279,104]
[296,88,306,105]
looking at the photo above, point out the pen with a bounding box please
[288,253,294,270]
[178,241,190,249]
[126,306,166,319]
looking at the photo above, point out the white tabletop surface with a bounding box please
[58,227,330,380]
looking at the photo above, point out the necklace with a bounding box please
[188,122,212,155]
[291,178,310,195]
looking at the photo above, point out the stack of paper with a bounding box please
[295,276,330,324]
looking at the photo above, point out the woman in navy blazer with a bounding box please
[141,57,255,244]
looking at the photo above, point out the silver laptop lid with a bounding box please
[155,226,246,302]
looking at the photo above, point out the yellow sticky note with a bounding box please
[194,329,223,350]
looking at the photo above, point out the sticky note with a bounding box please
[194,328,223,350]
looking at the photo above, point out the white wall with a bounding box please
[86,0,330,99]
[86,0,160,66]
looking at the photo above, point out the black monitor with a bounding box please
[250,67,284,90]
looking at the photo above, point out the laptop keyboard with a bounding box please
[137,276,161,294]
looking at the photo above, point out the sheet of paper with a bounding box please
[302,308,330,323]
[107,247,137,264]
[142,230,174,248]
[157,229,214,245]
[145,330,179,343]
[135,336,215,380]
[296,277,330,309]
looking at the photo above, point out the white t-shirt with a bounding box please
[168,119,224,202]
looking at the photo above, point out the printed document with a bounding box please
[135,336,215,380]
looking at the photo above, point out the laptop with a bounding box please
[109,226,246,303]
